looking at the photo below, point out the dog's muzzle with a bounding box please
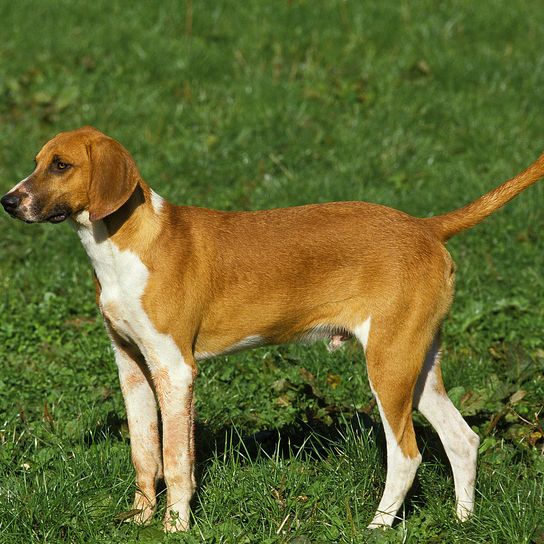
[1,192,71,223]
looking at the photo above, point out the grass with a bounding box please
[1,1,543,542]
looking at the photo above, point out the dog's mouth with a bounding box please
[42,203,72,224]
[17,208,71,224]
[46,211,70,223]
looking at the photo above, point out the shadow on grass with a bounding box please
[194,411,379,465]
[85,404,491,525]
[85,406,383,462]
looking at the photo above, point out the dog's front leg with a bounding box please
[108,327,162,525]
[148,349,196,533]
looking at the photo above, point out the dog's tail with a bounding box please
[423,152,544,241]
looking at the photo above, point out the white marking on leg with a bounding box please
[367,384,421,528]
[414,338,480,521]
[152,354,194,533]
[354,318,420,528]
[113,342,161,524]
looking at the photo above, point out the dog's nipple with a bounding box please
[327,334,345,352]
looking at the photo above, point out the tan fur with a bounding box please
[3,126,544,531]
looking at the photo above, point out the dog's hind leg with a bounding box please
[413,334,480,521]
[355,317,429,529]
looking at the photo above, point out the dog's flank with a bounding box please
[2,126,543,532]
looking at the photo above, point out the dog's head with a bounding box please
[1,126,139,224]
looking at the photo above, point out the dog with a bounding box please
[2,126,543,532]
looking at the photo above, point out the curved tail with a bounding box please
[423,152,544,241]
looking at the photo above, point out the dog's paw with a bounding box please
[163,509,189,532]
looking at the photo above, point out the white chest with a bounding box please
[97,251,149,343]
[73,213,151,344]
[72,211,185,373]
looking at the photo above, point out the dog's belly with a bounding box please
[193,322,354,361]
[193,334,265,360]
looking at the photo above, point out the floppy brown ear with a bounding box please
[87,137,139,222]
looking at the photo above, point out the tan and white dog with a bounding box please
[2,126,543,532]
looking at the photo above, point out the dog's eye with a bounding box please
[54,160,70,171]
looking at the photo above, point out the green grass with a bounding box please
[1,1,544,542]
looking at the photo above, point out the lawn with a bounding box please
[0,1,543,542]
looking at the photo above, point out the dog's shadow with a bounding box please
[194,413,458,522]
[88,407,466,523]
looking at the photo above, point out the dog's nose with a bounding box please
[1,193,21,211]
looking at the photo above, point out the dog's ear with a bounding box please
[87,137,139,222]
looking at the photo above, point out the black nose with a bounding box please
[1,193,21,211]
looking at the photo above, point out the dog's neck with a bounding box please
[71,180,164,262]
